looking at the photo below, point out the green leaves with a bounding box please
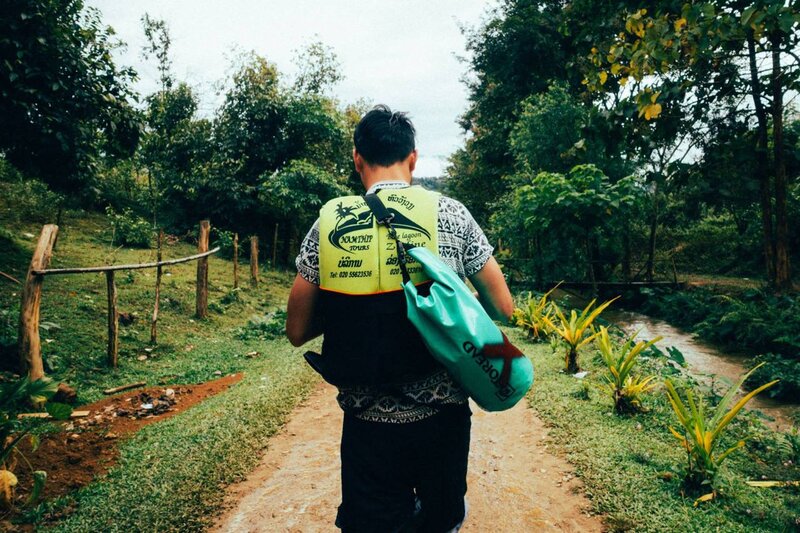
[665,365,778,489]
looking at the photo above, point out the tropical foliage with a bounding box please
[664,365,778,491]
[596,326,662,413]
[543,297,619,373]
[510,285,559,340]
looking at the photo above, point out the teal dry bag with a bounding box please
[364,193,533,412]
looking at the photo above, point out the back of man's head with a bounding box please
[354,105,416,167]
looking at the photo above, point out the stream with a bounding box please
[555,291,798,431]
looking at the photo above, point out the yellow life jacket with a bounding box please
[311,186,443,388]
[318,186,439,294]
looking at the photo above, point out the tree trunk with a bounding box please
[17,225,58,379]
[586,230,597,296]
[771,35,792,291]
[622,228,631,282]
[646,181,659,282]
[566,348,579,374]
[748,30,775,286]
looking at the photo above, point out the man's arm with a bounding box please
[469,256,514,322]
[286,274,323,347]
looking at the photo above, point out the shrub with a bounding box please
[664,365,778,493]
[746,353,800,401]
[0,179,63,224]
[544,296,619,373]
[212,228,238,260]
[106,206,153,248]
[235,310,287,341]
[511,285,558,341]
[596,326,662,413]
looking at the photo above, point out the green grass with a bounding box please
[38,339,319,531]
[0,201,323,530]
[0,207,297,402]
[518,328,800,532]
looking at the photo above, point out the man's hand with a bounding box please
[469,257,514,322]
[286,274,323,346]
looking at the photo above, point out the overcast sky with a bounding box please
[87,0,498,177]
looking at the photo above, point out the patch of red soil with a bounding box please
[1,373,242,526]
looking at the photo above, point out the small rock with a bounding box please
[118,312,137,326]
[164,388,175,399]
[22,232,35,239]
[68,433,80,440]
[137,355,148,361]
[245,351,259,358]
[141,403,154,410]
[213,370,222,376]
[53,383,78,404]
[104,432,118,440]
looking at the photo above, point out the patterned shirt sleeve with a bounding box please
[295,218,320,285]
[460,203,493,277]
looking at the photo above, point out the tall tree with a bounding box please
[585,1,800,290]
[0,0,140,191]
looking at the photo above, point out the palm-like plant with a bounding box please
[596,326,662,413]
[543,296,619,373]
[665,364,778,491]
[510,284,560,340]
[0,376,63,510]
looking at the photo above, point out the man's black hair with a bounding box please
[353,104,416,167]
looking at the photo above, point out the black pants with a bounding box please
[336,404,471,533]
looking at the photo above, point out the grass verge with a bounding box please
[516,328,800,532]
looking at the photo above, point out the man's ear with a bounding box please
[353,149,363,174]
[407,149,418,173]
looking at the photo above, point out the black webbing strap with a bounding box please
[363,192,412,285]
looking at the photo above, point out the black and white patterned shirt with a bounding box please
[295,180,494,423]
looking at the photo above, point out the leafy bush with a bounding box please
[511,285,558,340]
[746,353,800,401]
[212,228,238,260]
[596,327,661,413]
[0,179,63,224]
[0,377,71,510]
[235,310,287,341]
[544,297,619,373]
[106,206,153,248]
[664,365,778,493]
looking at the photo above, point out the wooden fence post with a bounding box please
[272,223,279,268]
[250,236,259,288]
[17,224,58,380]
[106,270,118,367]
[196,220,210,318]
[233,233,239,289]
[150,229,164,344]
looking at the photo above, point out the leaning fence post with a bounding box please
[196,220,210,318]
[250,235,259,288]
[17,224,58,380]
[106,270,118,367]
[150,229,164,344]
[233,232,239,289]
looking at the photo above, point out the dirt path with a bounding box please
[213,383,604,532]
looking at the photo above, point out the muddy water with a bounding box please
[606,308,798,431]
[554,291,798,430]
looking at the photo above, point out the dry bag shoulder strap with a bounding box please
[363,192,412,285]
